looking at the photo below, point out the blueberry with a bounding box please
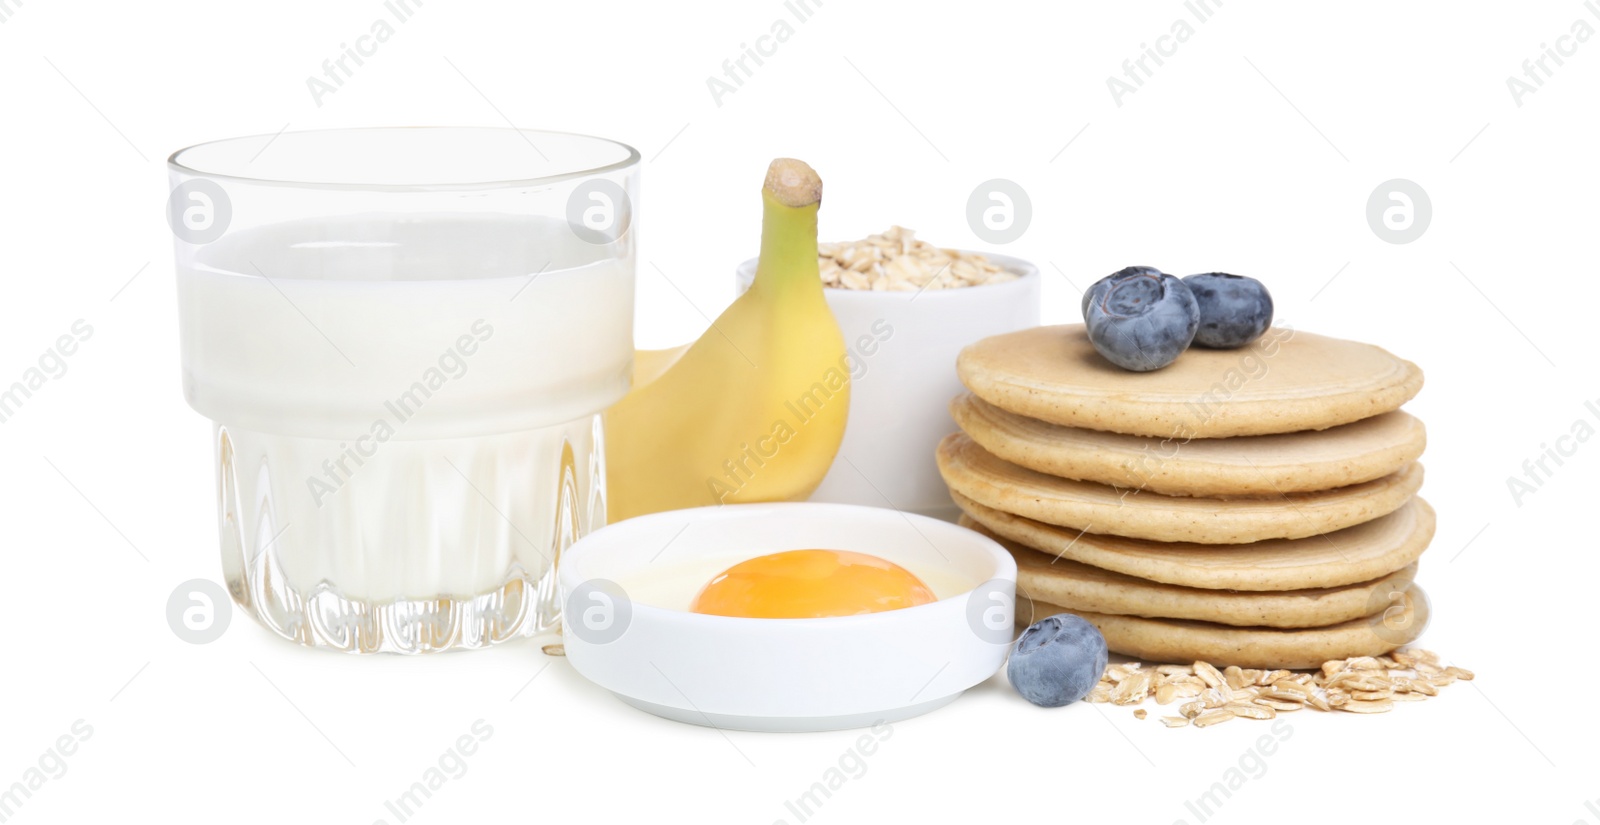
[1081,265,1159,318]
[1006,614,1108,708]
[1183,273,1273,349]
[1082,266,1198,371]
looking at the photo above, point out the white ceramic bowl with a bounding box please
[558,502,1017,732]
[736,254,1041,520]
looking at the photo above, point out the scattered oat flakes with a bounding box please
[1226,703,1275,720]
[1259,669,1292,686]
[1077,648,1469,729]
[1112,670,1154,705]
[1193,661,1227,689]
[1193,709,1237,728]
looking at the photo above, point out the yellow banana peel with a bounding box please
[605,159,850,522]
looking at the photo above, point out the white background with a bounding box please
[3,0,1597,822]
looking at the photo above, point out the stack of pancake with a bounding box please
[939,324,1432,669]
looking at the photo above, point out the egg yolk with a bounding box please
[690,549,936,619]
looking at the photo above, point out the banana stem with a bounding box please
[754,159,822,294]
[764,158,822,207]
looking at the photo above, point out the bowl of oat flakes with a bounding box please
[736,226,1040,520]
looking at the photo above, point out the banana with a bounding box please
[605,159,850,522]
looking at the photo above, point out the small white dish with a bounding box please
[736,253,1040,521]
[558,502,1017,732]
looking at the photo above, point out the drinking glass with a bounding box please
[167,128,639,652]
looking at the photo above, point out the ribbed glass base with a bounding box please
[215,415,605,653]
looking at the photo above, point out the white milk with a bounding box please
[178,214,633,652]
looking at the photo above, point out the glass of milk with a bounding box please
[167,128,638,653]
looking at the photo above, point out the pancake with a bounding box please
[938,433,1423,543]
[955,492,1435,591]
[1019,586,1430,669]
[956,324,1422,438]
[963,517,1420,629]
[951,394,1426,497]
